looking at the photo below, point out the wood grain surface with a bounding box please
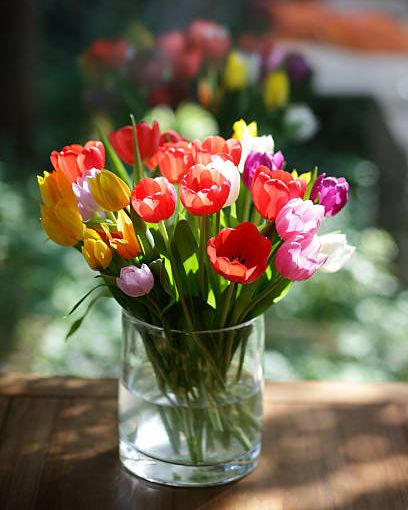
[1,373,408,509]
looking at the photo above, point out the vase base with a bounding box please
[119,439,260,487]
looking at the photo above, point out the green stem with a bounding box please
[220,282,236,328]
[97,127,131,187]
[199,215,209,298]
[242,189,252,222]
[159,221,194,331]
[215,211,221,234]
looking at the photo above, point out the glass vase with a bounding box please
[118,310,264,487]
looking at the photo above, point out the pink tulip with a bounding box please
[275,198,325,240]
[275,234,327,281]
[116,265,154,297]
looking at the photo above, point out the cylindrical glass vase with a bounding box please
[118,310,264,487]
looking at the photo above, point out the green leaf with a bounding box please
[304,166,318,200]
[97,127,131,186]
[65,291,107,341]
[65,284,107,317]
[171,219,197,262]
[149,259,175,297]
[247,279,293,319]
[130,113,144,184]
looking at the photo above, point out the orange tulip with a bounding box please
[105,210,141,259]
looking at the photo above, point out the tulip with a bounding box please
[318,232,355,273]
[50,141,105,183]
[156,31,185,63]
[196,136,242,167]
[252,167,306,221]
[232,119,257,140]
[37,169,77,208]
[275,198,325,240]
[131,177,176,223]
[154,141,195,183]
[83,38,129,72]
[186,20,231,61]
[41,200,84,246]
[264,70,290,109]
[207,222,271,284]
[223,51,249,90]
[109,121,161,166]
[243,150,285,189]
[116,264,154,297]
[174,47,202,80]
[82,228,112,270]
[275,234,327,281]
[180,164,230,216]
[310,174,349,217]
[207,156,240,207]
[89,170,130,212]
[238,128,275,174]
[72,168,104,221]
[107,210,141,259]
[286,53,310,83]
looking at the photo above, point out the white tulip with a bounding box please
[209,156,240,207]
[319,232,355,273]
[238,132,275,173]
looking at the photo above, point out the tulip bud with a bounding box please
[116,264,154,297]
[89,170,130,211]
[82,228,112,270]
[37,169,77,208]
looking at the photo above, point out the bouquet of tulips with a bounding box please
[37,117,353,464]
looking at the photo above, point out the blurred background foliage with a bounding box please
[1,0,407,380]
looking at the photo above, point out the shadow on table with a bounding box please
[22,390,408,510]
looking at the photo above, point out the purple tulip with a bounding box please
[72,168,104,221]
[243,150,285,189]
[286,53,310,83]
[116,264,154,297]
[310,173,349,217]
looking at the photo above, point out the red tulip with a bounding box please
[195,136,242,166]
[186,20,231,61]
[159,130,186,145]
[50,141,105,183]
[252,167,306,221]
[154,141,195,183]
[109,121,161,166]
[179,164,230,216]
[174,47,202,80]
[84,38,129,72]
[207,222,271,284]
[131,177,176,223]
[156,31,185,64]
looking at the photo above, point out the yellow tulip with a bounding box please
[88,170,130,212]
[264,70,290,109]
[37,169,76,208]
[41,200,84,246]
[223,51,248,91]
[82,228,112,270]
[232,119,257,141]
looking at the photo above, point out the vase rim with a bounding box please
[122,308,261,335]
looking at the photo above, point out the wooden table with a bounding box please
[2,375,408,509]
